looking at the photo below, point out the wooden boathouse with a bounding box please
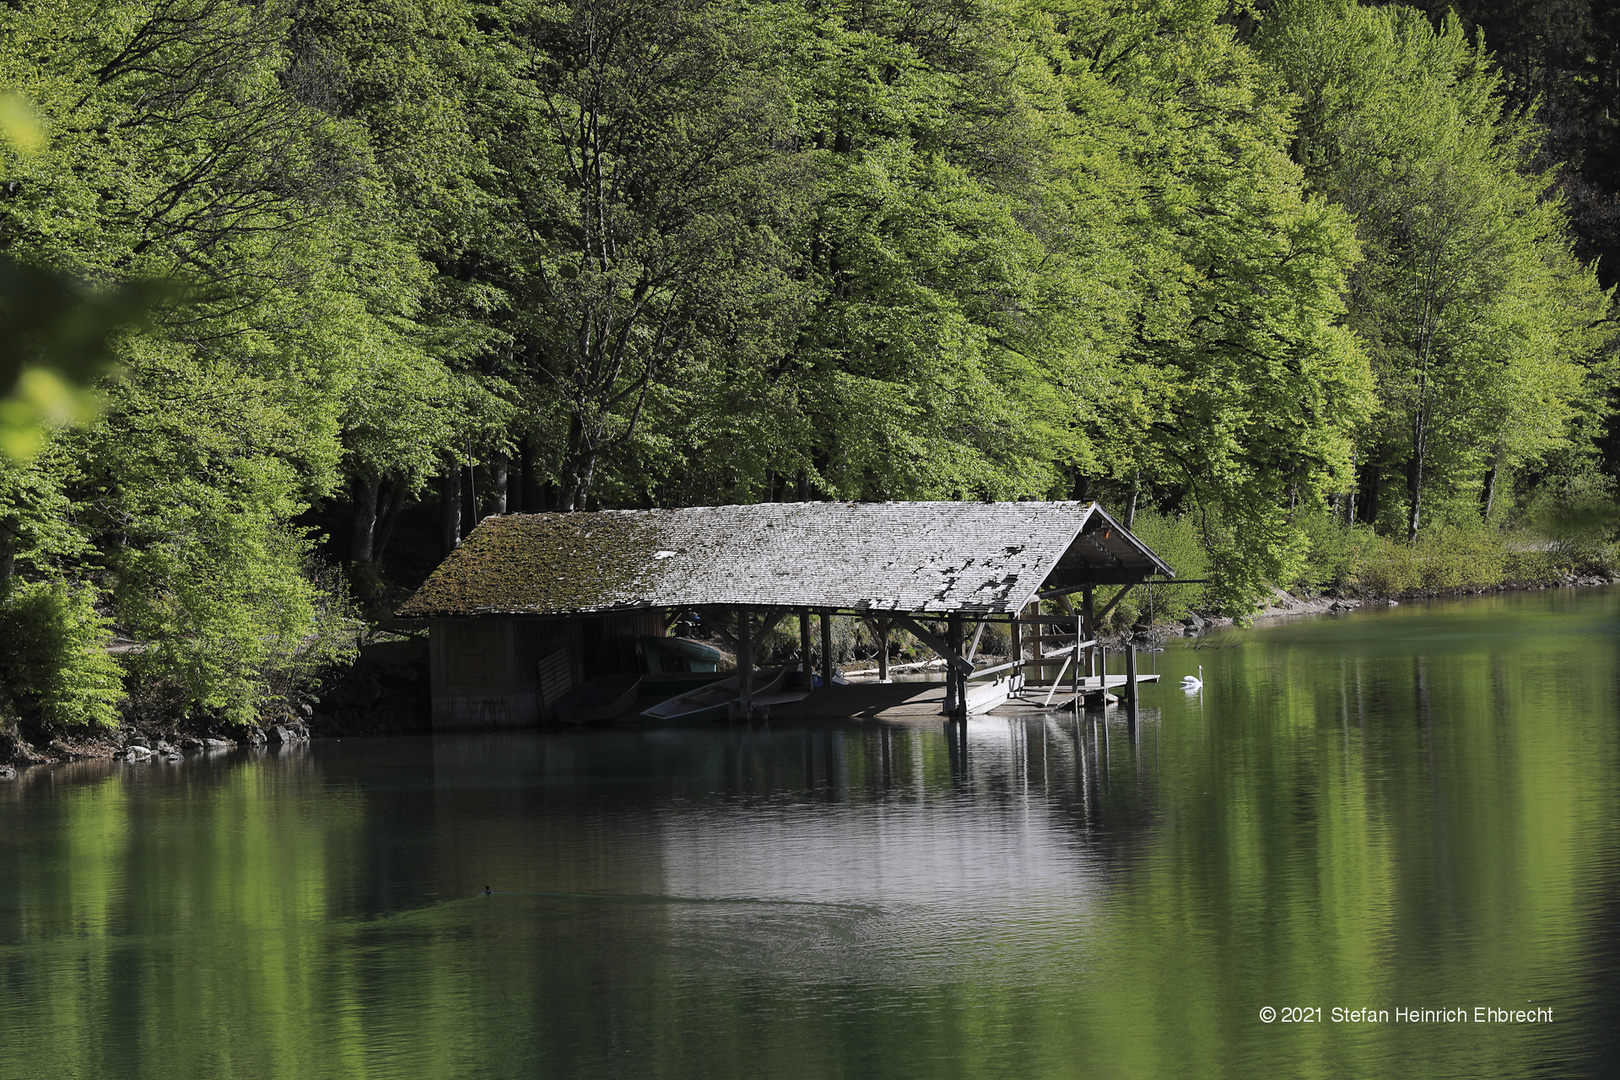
[395,501,1175,729]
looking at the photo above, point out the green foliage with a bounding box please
[0,579,123,728]
[1347,523,1506,595]
[0,0,1615,732]
[1289,496,1618,598]
[82,367,361,724]
[1256,0,1616,540]
[1118,511,1212,623]
[1521,466,1620,570]
[1290,512,1378,593]
[0,0,414,727]
[0,91,160,461]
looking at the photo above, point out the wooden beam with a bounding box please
[1009,614,1022,683]
[1094,584,1134,626]
[1080,534,1126,566]
[1037,574,1186,594]
[799,610,812,674]
[889,614,974,677]
[966,617,988,664]
[1040,579,1212,597]
[967,657,1022,680]
[696,606,742,655]
[698,605,784,668]
[1079,588,1091,692]
[1015,613,1102,624]
[738,604,753,716]
[756,608,787,645]
[1042,653,1072,707]
[1038,640,1095,657]
[819,610,834,687]
[967,644,1094,681]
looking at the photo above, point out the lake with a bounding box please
[3,587,1617,1079]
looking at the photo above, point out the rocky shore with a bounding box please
[1,711,314,772]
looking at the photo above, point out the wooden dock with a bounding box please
[741,674,1161,725]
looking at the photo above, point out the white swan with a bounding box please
[1181,665,1203,690]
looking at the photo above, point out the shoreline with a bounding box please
[5,575,1615,776]
[1224,570,1616,630]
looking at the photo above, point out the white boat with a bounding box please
[639,668,787,724]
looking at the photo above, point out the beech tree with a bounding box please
[1257,0,1613,539]
[476,0,803,511]
[1049,0,1373,602]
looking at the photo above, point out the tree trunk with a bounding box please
[350,474,380,566]
[1344,447,1358,526]
[440,465,461,554]
[508,452,524,514]
[0,519,14,586]
[1481,445,1504,520]
[560,451,597,512]
[1125,473,1139,530]
[1407,407,1427,543]
[520,436,545,513]
[373,479,408,563]
[1360,456,1381,526]
[487,455,509,517]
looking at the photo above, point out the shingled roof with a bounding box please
[396,501,1174,620]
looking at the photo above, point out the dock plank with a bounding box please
[748,674,1163,724]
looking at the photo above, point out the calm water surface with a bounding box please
[3,589,1618,1079]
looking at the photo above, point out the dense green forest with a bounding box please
[1,0,1616,732]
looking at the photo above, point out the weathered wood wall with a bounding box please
[429,611,663,729]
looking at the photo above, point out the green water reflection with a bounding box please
[2,588,1617,1079]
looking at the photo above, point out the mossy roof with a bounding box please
[395,501,1174,619]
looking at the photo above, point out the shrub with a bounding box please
[1292,512,1377,594]
[115,487,359,726]
[1415,524,1504,592]
[1345,522,1509,596]
[0,579,124,729]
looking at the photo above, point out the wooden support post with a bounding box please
[945,613,963,715]
[738,605,753,718]
[819,610,834,688]
[1125,644,1138,706]
[1053,594,1076,687]
[1032,602,1045,683]
[1073,609,1082,701]
[799,610,812,675]
[877,618,890,682]
[1082,586,1096,679]
[1009,614,1022,689]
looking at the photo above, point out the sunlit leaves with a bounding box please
[1257,0,1615,538]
